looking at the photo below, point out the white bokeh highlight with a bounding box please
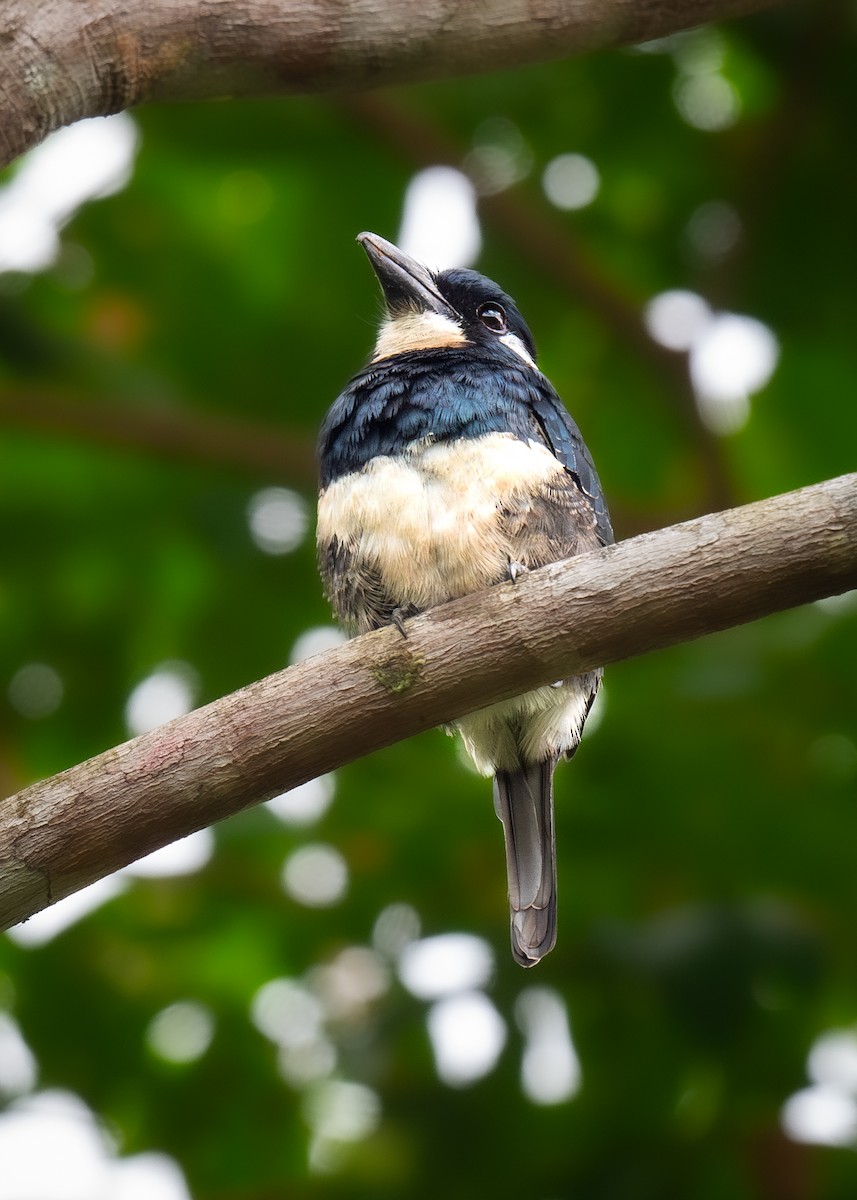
[282,844,348,908]
[515,986,581,1105]
[7,830,213,946]
[0,1014,38,1097]
[267,776,336,827]
[644,289,712,353]
[125,662,198,737]
[372,902,421,961]
[782,1028,857,1148]
[278,1039,338,1089]
[690,312,780,397]
[465,117,533,197]
[427,991,507,1087]
[110,1153,193,1200]
[398,933,494,1000]
[125,829,214,878]
[782,1086,857,1148]
[809,1030,857,1093]
[146,1001,214,1064]
[289,626,347,665]
[0,1091,191,1200]
[396,934,506,1089]
[0,1091,114,1200]
[670,27,741,133]
[690,313,779,434]
[6,876,128,948]
[673,74,741,132]
[253,978,325,1049]
[0,115,138,276]
[303,1080,381,1142]
[542,153,600,211]
[251,977,338,1088]
[278,1038,338,1089]
[671,26,726,75]
[815,590,857,617]
[397,166,481,270]
[247,487,309,555]
[305,1080,382,1172]
[310,946,390,1022]
[7,663,64,719]
[645,290,779,434]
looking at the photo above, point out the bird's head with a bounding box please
[358,232,537,369]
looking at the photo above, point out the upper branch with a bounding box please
[3,0,783,168]
[1,472,855,930]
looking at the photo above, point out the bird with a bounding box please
[316,233,612,967]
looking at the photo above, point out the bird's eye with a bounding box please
[477,303,507,334]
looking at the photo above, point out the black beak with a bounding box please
[357,233,457,320]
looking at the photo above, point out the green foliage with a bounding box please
[2,7,857,1197]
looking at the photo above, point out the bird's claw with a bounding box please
[508,560,529,584]
[391,607,410,638]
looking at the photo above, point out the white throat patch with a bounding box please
[372,311,467,361]
[499,331,537,369]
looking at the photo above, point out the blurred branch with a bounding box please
[2,471,855,930]
[0,390,317,487]
[2,0,785,169]
[345,91,735,515]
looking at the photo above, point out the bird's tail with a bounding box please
[493,761,557,968]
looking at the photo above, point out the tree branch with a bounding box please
[3,0,784,169]
[2,472,855,930]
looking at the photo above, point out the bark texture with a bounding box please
[1,472,855,930]
[3,0,782,167]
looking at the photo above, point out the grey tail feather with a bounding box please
[493,760,558,968]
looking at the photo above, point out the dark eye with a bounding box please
[477,302,507,334]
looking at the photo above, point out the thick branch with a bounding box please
[1,472,855,930]
[3,0,783,168]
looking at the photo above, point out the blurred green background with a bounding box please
[1,5,856,1198]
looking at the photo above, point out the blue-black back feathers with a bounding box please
[318,345,612,546]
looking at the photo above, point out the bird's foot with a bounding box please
[508,560,529,584]
[391,606,411,638]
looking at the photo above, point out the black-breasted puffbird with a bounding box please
[316,233,613,967]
